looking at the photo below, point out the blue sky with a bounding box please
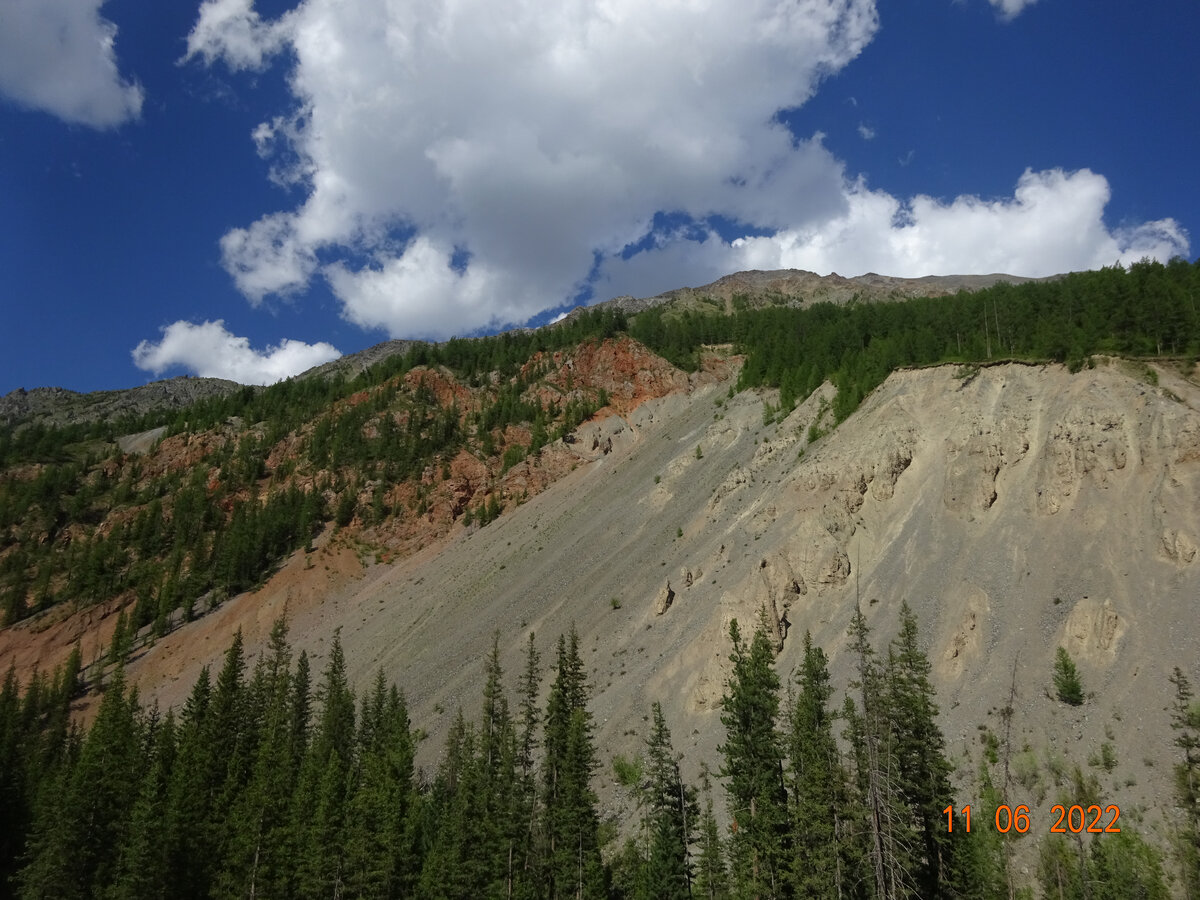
[0,0,1195,394]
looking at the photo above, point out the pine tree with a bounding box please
[161,665,218,900]
[515,632,544,898]
[480,636,525,897]
[945,764,1008,900]
[344,672,417,898]
[19,667,143,899]
[1038,834,1084,900]
[107,608,131,669]
[420,708,484,898]
[718,617,788,899]
[1088,829,1170,900]
[206,629,264,898]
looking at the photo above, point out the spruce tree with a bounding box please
[343,672,406,896]
[637,702,697,900]
[106,712,177,900]
[293,632,356,899]
[420,708,485,898]
[515,632,544,898]
[718,617,788,899]
[19,667,143,900]
[161,665,218,900]
[214,619,300,899]
[945,764,1008,900]
[1053,647,1085,706]
[786,631,847,897]
[479,636,525,897]
[845,605,909,900]
[1088,830,1170,900]
[885,601,957,897]
[541,627,605,898]
[693,764,729,900]
[0,665,23,895]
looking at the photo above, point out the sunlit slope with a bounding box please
[143,355,1198,842]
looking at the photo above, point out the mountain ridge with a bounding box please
[1,268,1044,430]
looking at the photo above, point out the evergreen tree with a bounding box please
[636,702,697,900]
[19,668,143,900]
[106,712,177,900]
[161,665,219,900]
[945,764,1008,900]
[718,617,788,899]
[107,608,132,669]
[786,631,848,897]
[206,630,264,898]
[541,627,605,899]
[293,632,356,899]
[213,619,300,899]
[885,601,958,897]
[479,636,525,897]
[1088,830,1170,900]
[1038,834,1084,900]
[420,709,485,898]
[693,764,730,900]
[515,632,544,897]
[1054,648,1085,706]
[343,673,417,898]
[845,606,910,900]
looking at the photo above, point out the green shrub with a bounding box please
[612,753,643,787]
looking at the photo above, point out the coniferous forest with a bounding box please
[2,607,1197,898]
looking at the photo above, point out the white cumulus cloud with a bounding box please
[131,320,341,385]
[595,168,1189,295]
[0,0,143,128]
[185,0,880,335]
[182,0,292,71]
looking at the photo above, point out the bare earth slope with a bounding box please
[17,356,1200,857]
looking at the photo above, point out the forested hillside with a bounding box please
[2,607,1197,898]
[0,309,630,639]
[4,259,1200,647]
[3,259,1199,644]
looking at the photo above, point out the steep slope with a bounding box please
[68,355,1200,856]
